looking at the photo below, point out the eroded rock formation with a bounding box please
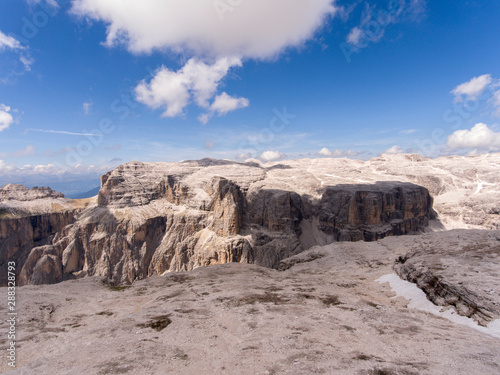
[0,184,64,201]
[394,229,500,326]
[0,159,437,286]
[0,211,77,285]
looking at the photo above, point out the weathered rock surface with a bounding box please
[3,158,435,286]
[0,183,64,201]
[394,229,500,326]
[0,187,89,286]
[1,230,499,375]
[0,212,77,286]
[2,152,500,287]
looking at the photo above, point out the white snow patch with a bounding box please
[377,273,500,340]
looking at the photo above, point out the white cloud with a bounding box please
[318,147,332,156]
[136,57,246,120]
[347,27,363,46]
[384,145,403,155]
[0,31,22,51]
[199,92,249,123]
[260,150,284,161]
[451,74,492,102]
[0,30,34,73]
[447,123,500,151]
[0,160,14,173]
[19,55,34,71]
[11,162,113,177]
[318,147,359,157]
[0,104,14,132]
[197,113,211,125]
[345,150,359,157]
[71,0,337,59]
[210,92,249,115]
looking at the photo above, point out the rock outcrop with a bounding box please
[1,158,437,286]
[3,230,500,375]
[0,184,64,201]
[12,151,500,287]
[394,229,500,326]
[0,211,77,285]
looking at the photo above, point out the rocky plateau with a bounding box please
[0,230,499,374]
[0,153,499,374]
[1,155,442,286]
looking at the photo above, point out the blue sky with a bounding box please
[1,0,500,194]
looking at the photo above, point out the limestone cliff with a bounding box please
[0,159,437,286]
[0,211,77,285]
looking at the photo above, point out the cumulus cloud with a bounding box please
[260,150,284,162]
[0,31,22,51]
[71,0,337,59]
[0,104,14,132]
[318,147,332,156]
[210,92,249,115]
[13,162,113,176]
[347,27,363,45]
[383,145,403,155]
[447,123,500,152]
[0,159,14,173]
[199,92,249,124]
[136,57,247,121]
[318,147,359,157]
[451,74,493,102]
[72,1,337,123]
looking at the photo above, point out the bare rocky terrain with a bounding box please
[0,230,499,374]
[0,153,500,374]
[2,156,438,287]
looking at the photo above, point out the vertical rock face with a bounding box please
[0,212,77,285]
[318,184,434,241]
[1,159,437,286]
[207,177,243,237]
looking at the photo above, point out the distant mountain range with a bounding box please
[66,186,100,199]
